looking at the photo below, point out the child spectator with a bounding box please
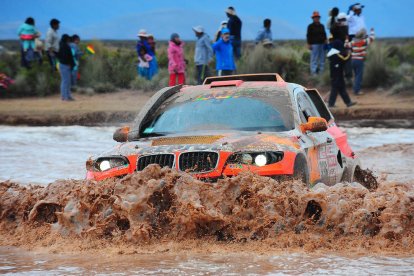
[214,21,228,42]
[147,34,156,55]
[168,33,186,86]
[345,28,375,95]
[69,34,83,88]
[17,17,40,68]
[45,19,60,70]
[57,34,75,101]
[327,40,357,108]
[212,28,236,76]
[137,47,153,80]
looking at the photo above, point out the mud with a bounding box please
[1,166,413,254]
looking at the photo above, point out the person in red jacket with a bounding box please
[168,33,186,86]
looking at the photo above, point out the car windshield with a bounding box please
[141,88,294,136]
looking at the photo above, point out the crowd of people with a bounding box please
[14,3,374,107]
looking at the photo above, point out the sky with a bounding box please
[2,0,413,40]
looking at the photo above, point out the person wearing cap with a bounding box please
[331,12,349,42]
[214,21,227,42]
[136,29,158,80]
[45,18,60,70]
[212,28,236,76]
[348,3,366,40]
[327,39,356,108]
[255,18,272,45]
[193,26,213,85]
[306,11,327,75]
[168,33,186,86]
[226,6,242,59]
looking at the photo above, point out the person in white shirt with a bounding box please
[45,18,60,70]
[347,4,366,40]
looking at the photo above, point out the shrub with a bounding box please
[363,43,394,87]
[130,68,169,92]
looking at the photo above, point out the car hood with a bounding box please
[96,130,301,158]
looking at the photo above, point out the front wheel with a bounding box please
[293,155,310,186]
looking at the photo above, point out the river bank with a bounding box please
[0,89,413,127]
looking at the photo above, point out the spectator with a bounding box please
[34,36,44,65]
[57,34,75,101]
[69,34,83,88]
[168,33,186,86]
[137,47,153,80]
[214,21,227,42]
[331,13,349,42]
[212,28,236,76]
[348,4,366,40]
[345,28,375,95]
[306,11,327,75]
[193,25,213,85]
[17,17,40,68]
[262,39,274,49]
[147,34,156,55]
[326,7,339,34]
[136,29,158,80]
[327,40,356,108]
[255,18,272,44]
[45,18,60,70]
[226,6,242,59]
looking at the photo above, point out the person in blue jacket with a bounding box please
[212,28,236,76]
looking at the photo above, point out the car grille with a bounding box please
[179,151,219,173]
[137,154,175,171]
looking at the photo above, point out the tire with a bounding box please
[293,155,310,186]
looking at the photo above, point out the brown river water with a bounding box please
[0,126,413,275]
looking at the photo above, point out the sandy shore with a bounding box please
[0,89,413,127]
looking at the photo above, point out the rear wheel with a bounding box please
[293,155,309,186]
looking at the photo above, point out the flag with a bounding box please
[86,45,95,55]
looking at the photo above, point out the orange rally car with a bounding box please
[86,74,360,186]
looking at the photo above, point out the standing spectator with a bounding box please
[34,36,44,65]
[137,47,153,80]
[255,18,272,44]
[147,34,156,55]
[57,34,75,101]
[17,17,40,68]
[226,6,242,59]
[306,11,327,75]
[348,4,366,40]
[345,28,375,95]
[45,19,60,70]
[212,28,236,76]
[331,13,349,42]
[327,40,356,108]
[69,34,83,88]
[168,33,186,86]
[193,25,213,85]
[136,29,158,80]
[326,7,339,34]
[214,21,227,42]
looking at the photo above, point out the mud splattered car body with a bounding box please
[86,74,359,185]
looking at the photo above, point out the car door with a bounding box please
[294,88,341,185]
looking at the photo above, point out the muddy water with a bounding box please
[1,125,414,275]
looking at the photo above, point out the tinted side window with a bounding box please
[306,89,332,122]
[296,92,320,123]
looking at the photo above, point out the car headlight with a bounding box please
[227,151,284,167]
[91,156,129,172]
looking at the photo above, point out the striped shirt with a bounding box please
[345,30,375,60]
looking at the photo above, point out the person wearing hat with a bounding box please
[331,12,349,43]
[193,25,213,85]
[45,18,60,70]
[212,28,236,76]
[348,3,366,40]
[214,21,228,42]
[306,11,327,75]
[327,39,356,108]
[225,6,242,59]
[255,18,272,45]
[136,29,158,80]
[168,33,186,86]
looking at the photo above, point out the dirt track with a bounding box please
[0,89,413,126]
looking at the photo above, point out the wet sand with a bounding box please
[0,89,413,126]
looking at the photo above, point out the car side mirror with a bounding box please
[300,117,328,133]
[113,126,130,142]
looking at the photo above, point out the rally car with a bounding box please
[86,73,360,186]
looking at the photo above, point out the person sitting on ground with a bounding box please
[193,25,213,85]
[69,35,83,89]
[168,33,186,86]
[212,28,236,76]
[306,11,327,75]
[327,39,357,108]
[57,34,75,101]
[17,17,40,68]
[255,18,272,45]
[45,18,60,70]
[137,47,153,80]
[345,28,375,96]
[214,21,228,42]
